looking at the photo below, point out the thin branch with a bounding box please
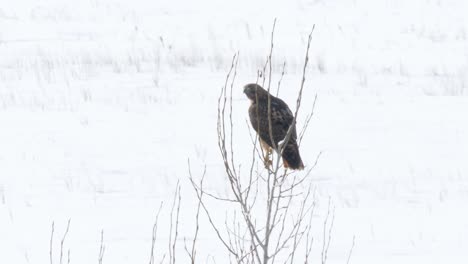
[346,235,356,264]
[276,61,286,97]
[159,254,166,264]
[169,183,181,264]
[149,202,163,264]
[185,165,206,263]
[267,18,278,153]
[50,221,54,264]
[279,24,315,155]
[298,93,318,146]
[190,177,236,203]
[321,198,335,264]
[98,230,105,264]
[59,219,71,264]
[304,198,316,263]
[190,176,239,258]
[229,51,240,179]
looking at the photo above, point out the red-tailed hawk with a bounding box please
[243,83,304,170]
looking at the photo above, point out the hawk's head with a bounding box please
[243,83,268,102]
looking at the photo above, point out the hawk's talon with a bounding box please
[263,155,273,169]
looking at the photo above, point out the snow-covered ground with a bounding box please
[1,0,468,263]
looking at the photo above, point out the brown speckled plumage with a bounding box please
[244,83,304,170]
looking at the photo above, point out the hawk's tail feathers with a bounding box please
[282,143,304,170]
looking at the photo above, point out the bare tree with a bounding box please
[190,21,324,263]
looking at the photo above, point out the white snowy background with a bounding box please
[1,0,468,263]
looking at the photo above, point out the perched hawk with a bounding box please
[243,83,304,170]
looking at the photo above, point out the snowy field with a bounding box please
[1,0,468,263]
